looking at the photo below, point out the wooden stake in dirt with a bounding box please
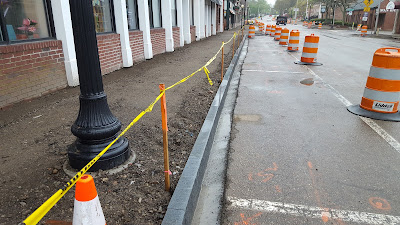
[232,35,235,58]
[221,42,224,81]
[159,84,170,191]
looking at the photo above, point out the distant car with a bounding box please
[276,16,287,25]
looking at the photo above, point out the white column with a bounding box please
[138,0,153,59]
[205,1,209,37]
[220,2,224,32]
[176,0,185,47]
[194,0,201,40]
[200,0,206,38]
[51,0,79,86]
[114,0,133,67]
[162,0,174,52]
[182,0,191,44]
[208,3,212,37]
[212,2,217,35]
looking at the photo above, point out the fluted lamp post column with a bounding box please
[68,0,130,171]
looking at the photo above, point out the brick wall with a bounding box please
[97,33,123,75]
[0,40,67,108]
[173,27,180,49]
[190,25,196,42]
[150,28,166,56]
[129,30,145,63]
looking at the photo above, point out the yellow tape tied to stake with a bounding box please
[22,31,240,225]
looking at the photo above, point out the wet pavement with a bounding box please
[222,21,400,225]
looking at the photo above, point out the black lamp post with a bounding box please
[68,0,130,171]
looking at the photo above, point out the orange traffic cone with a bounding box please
[348,48,400,121]
[73,175,106,225]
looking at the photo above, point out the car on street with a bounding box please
[276,16,287,25]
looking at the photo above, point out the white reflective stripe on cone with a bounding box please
[281,34,289,37]
[73,196,106,225]
[303,42,319,48]
[288,43,298,47]
[301,53,317,58]
[363,88,400,102]
[289,36,300,40]
[369,66,400,80]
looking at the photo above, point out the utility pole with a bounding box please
[393,9,399,34]
[294,0,298,20]
[374,0,382,34]
[333,0,336,25]
[306,0,309,20]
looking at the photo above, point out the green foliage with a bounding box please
[247,0,272,15]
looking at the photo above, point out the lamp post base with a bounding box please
[68,136,130,171]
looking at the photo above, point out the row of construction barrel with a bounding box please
[261,26,322,66]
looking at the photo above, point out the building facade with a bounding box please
[0,0,226,108]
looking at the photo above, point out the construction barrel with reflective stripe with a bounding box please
[274,27,282,41]
[318,23,322,29]
[348,48,400,121]
[287,30,300,52]
[303,21,307,26]
[361,25,367,36]
[259,23,265,34]
[279,28,289,46]
[248,25,255,38]
[270,25,276,37]
[308,22,312,29]
[266,24,271,35]
[295,34,322,66]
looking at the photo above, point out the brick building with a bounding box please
[0,0,226,108]
[325,0,400,33]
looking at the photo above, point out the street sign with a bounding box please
[348,11,353,15]
[364,0,373,6]
[293,8,299,12]
[362,11,369,21]
[364,6,371,11]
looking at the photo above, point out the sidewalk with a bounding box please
[0,28,240,224]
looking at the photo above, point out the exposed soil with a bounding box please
[0,27,243,225]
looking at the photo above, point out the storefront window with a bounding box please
[92,0,114,33]
[126,0,139,30]
[171,0,177,26]
[149,0,161,28]
[0,0,51,42]
[190,0,194,26]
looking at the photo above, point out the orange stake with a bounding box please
[221,42,224,81]
[159,84,170,191]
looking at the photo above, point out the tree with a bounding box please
[247,0,272,16]
[336,0,358,25]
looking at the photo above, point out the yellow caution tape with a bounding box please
[22,31,240,225]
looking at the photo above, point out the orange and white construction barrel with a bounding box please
[287,30,300,52]
[73,174,106,225]
[295,34,322,66]
[279,28,289,46]
[361,25,367,36]
[318,23,322,29]
[348,48,400,121]
[248,25,255,38]
[308,22,312,29]
[259,23,265,34]
[274,27,282,41]
[270,25,276,37]
[265,24,271,35]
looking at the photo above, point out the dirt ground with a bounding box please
[0,27,243,224]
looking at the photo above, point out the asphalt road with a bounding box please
[222,21,400,225]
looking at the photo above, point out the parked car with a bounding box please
[276,16,287,25]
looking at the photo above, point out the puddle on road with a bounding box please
[234,114,262,122]
[300,78,314,86]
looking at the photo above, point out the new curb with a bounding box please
[162,37,246,225]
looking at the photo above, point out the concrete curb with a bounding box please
[162,37,246,225]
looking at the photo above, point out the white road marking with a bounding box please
[227,196,400,225]
[288,53,400,154]
[242,70,304,73]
